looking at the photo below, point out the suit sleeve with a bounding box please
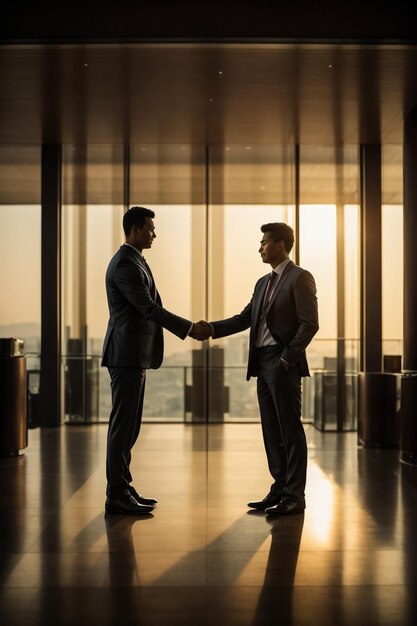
[113,258,192,340]
[280,270,319,365]
[210,297,253,339]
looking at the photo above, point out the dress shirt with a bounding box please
[255,258,291,347]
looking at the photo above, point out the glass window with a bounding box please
[382,145,403,361]
[0,204,41,356]
[62,144,207,423]
[59,141,364,428]
[300,146,359,430]
[62,145,125,423]
[208,145,295,421]
[0,146,41,365]
[131,145,207,421]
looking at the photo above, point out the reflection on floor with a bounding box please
[1,423,417,625]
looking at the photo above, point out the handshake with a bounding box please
[189,320,212,341]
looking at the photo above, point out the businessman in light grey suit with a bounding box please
[198,223,319,515]
[102,206,208,515]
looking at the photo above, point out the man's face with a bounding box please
[136,217,156,250]
[259,232,284,266]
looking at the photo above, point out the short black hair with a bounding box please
[123,206,155,236]
[261,222,294,253]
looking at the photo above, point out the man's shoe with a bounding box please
[265,496,305,516]
[128,485,158,506]
[247,493,284,511]
[105,493,155,515]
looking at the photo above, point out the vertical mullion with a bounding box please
[40,144,62,426]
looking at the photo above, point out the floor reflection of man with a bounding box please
[252,514,304,626]
[105,513,153,616]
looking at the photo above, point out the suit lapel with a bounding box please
[123,244,159,301]
[257,261,294,324]
[268,261,294,310]
[252,274,270,328]
[138,258,156,296]
[254,262,294,315]
[269,261,293,303]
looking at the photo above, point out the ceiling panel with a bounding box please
[0,43,414,203]
[1,43,417,147]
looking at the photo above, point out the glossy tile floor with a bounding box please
[1,423,417,626]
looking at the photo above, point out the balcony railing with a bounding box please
[61,357,358,429]
[22,336,404,430]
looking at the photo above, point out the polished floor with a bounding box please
[1,422,417,626]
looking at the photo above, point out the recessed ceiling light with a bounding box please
[218,70,223,75]
[245,146,252,150]
[209,98,214,102]
[260,186,266,190]
[225,146,230,151]
[83,63,88,67]
[328,64,333,69]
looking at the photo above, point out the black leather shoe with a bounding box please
[105,493,155,515]
[128,485,158,506]
[247,493,284,511]
[265,496,305,516]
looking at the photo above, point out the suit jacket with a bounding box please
[101,245,191,369]
[211,261,319,380]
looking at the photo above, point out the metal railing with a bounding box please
[60,357,359,429]
[22,337,404,430]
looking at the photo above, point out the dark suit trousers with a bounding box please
[255,345,307,503]
[106,367,146,498]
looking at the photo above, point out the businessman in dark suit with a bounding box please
[102,206,207,515]
[199,223,318,515]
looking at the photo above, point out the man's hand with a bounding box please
[190,320,212,341]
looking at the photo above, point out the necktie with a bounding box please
[262,271,278,314]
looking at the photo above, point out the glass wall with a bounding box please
[62,144,206,422]
[62,145,125,423]
[0,146,41,429]
[0,147,41,358]
[138,203,196,422]
[130,145,206,422]
[57,141,407,428]
[0,142,403,427]
[299,146,360,430]
[0,146,41,427]
[381,145,403,368]
[208,145,295,421]
[0,204,41,356]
